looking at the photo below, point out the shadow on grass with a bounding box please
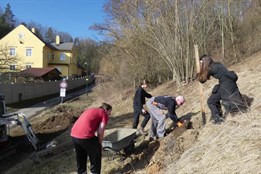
[0,129,67,172]
[165,111,199,134]
[7,129,68,152]
[106,112,134,130]
[107,139,160,174]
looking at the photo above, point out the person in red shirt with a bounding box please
[71,103,112,174]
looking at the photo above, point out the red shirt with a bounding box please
[71,108,109,139]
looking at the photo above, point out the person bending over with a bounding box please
[71,103,112,174]
[197,54,247,124]
[146,95,185,140]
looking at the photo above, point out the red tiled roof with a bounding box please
[21,68,61,77]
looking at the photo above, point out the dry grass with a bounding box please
[166,111,261,174]
[4,51,261,174]
[161,51,261,174]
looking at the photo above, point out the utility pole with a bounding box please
[194,45,206,125]
[84,62,88,96]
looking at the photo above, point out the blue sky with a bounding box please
[0,0,107,40]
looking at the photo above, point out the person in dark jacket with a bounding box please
[132,80,152,135]
[146,95,185,139]
[197,54,247,124]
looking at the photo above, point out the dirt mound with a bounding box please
[9,100,85,137]
[31,100,91,134]
[35,114,71,133]
[4,51,261,174]
[146,129,200,174]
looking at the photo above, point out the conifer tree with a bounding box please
[2,3,16,29]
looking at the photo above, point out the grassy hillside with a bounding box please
[144,51,261,174]
[5,51,261,174]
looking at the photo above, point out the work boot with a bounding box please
[212,115,224,125]
[210,114,224,124]
[223,111,229,118]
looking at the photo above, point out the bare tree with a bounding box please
[0,44,21,71]
[92,0,261,87]
[74,38,101,74]
[57,31,73,42]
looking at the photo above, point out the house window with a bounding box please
[52,53,54,60]
[9,48,16,56]
[25,64,31,69]
[26,48,32,57]
[18,33,24,44]
[48,52,51,60]
[60,53,66,61]
[18,32,24,39]
[10,64,16,70]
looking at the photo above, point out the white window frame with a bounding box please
[26,48,32,57]
[9,48,16,56]
[60,53,66,61]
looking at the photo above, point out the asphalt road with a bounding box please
[0,86,95,172]
[15,85,93,118]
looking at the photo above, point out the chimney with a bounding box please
[31,28,35,33]
[56,35,60,45]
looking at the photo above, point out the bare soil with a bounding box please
[1,51,261,174]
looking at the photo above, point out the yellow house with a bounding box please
[0,24,79,77]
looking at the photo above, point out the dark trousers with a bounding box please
[132,110,150,129]
[208,84,246,121]
[207,93,222,120]
[72,136,101,174]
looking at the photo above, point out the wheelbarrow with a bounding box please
[102,128,136,155]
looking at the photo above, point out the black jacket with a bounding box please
[209,62,240,101]
[209,62,238,82]
[133,86,152,111]
[154,95,179,123]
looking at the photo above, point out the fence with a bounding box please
[0,76,91,104]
